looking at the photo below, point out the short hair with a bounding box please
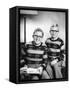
[33,28,44,37]
[50,24,59,31]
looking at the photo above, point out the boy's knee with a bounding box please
[42,70,50,79]
[32,76,39,80]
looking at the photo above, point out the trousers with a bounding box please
[46,61,63,79]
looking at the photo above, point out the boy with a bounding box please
[20,28,50,80]
[45,24,65,78]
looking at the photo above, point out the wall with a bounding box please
[20,11,65,45]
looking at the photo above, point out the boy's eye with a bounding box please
[33,35,42,38]
[50,30,59,32]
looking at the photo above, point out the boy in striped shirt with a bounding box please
[45,24,65,78]
[20,28,50,80]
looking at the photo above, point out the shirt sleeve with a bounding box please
[42,46,48,64]
[45,38,49,46]
[60,38,64,47]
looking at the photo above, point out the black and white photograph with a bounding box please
[19,7,68,82]
[0,0,70,89]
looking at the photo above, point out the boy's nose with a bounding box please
[36,37,38,40]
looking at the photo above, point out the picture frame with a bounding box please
[9,6,68,84]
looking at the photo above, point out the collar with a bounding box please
[50,37,59,41]
[32,41,42,47]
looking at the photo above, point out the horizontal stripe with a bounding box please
[49,48,60,52]
[27,49,44,54]
[26,60,42,64]
[46,43,60,49]
[48,52,60,56]
[27,64,41,68]
[47,39,61,45]
[27,53,43,58]
[26,44,34,48]
[26,45,46,51]
[26,57,43,61]
[48,56,60,58]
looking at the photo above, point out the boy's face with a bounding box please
[50,27,59,38]
[33,31,43,45]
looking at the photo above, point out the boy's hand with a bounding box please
[51,59,58,65]
[41,64,47,70]
[20,65,28,74]
[62,60,66,67]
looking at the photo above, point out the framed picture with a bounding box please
[9,6,68,84]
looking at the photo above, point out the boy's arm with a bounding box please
[45,38,50,45]
[41,46,48,69]
[61,45,66,67]
[60,38,66,67]
[20,43,27,67]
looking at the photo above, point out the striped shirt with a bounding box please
[22,41,48,68]
[45,37,64,61]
